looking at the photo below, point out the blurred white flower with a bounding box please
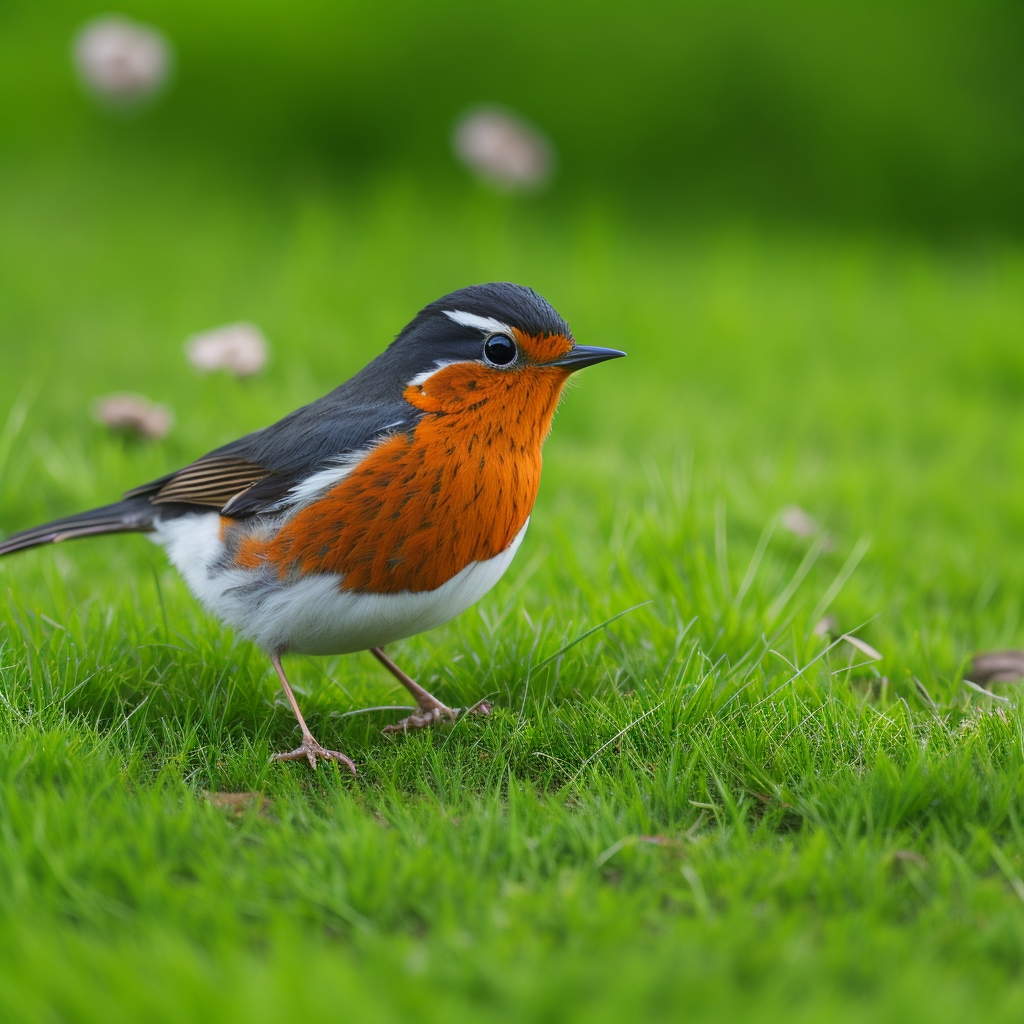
[453,107,553,190]
[185,322,269,377]
[73,16,172,104]
[780,504,818,538]
[94,393,174,440]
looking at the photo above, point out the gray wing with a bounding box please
[126,393,421,518]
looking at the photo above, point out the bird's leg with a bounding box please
[269,652,357,773]
[370,646,492,733]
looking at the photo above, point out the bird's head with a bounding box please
[377,283,624,423]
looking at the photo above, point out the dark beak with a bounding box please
[546,345,626,371]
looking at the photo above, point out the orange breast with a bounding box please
[237,359,571,593]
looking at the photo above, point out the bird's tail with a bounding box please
[0,497,158,557]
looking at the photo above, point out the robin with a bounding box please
[0,283,624,772]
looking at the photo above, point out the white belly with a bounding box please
[152,513,528,655]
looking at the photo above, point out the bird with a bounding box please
[0,283,624,772]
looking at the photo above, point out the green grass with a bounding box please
[4,151,1024,1021]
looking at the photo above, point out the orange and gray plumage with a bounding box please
[0,283,624,770]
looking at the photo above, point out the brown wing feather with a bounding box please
[131,456,270,509]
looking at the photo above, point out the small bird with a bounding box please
[0,283,623,771]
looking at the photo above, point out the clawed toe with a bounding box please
[382,699,492,734]
[368,647,493,737]
[382,704,455,733]
[272,739,357,773]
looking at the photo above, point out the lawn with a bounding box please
[5,107,1024,1024]
[8,3,1024,1018]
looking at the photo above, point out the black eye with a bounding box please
[483,333,517,367]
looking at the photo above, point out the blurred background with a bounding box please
[3,0,1024,669]
[5,0,1024,231]
[7,7,1024,1015]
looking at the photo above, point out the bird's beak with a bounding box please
[545,345,626,371]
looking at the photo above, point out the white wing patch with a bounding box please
[281,457,361,508]
[406,360,462,388]
[278,422,415,511]
[444,309,512,336]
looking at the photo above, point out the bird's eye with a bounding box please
[483,333,517,367]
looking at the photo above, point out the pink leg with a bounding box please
[270,652,357,773]
[370,646,492,734]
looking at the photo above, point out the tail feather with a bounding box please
[0,498,158,557]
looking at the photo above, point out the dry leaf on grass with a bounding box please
[841,634,883,661]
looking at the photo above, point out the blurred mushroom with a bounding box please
[453,107,554,190]
[781,505,818,538]
[185,322,269,377]
[94,393,174,440]
[73,16,172,105]
[813,615,839,637]
[968,650,1024,685]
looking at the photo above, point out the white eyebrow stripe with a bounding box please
[444,309,512,335]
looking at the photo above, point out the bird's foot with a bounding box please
[382,697,455,733]
[382,698,492,734]
[271,734,357,773]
